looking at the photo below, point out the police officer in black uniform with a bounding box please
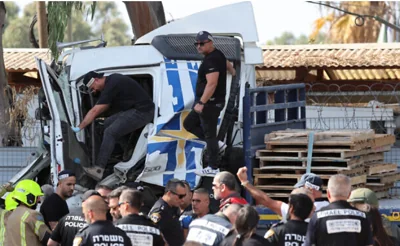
[305,174,373,246]
[148,179,186,246]
[115,188,165,246]
[48,190,100,246]
[265,193,314,245]
[72,195,132,246]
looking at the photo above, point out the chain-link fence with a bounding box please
[0,125,42,185]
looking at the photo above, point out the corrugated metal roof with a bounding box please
[259,43,400,69]
[4,48,52,72]
[256,68,400,81]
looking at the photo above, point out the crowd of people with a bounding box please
[1,166,400,246]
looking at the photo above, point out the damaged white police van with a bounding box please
[8,1,263,205]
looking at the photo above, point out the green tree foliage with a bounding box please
[3,2,34,48]
[265,31,329,45]
[2,1,130,49]
[92,2,130,47]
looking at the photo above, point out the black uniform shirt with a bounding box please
[97,73,154,114]
[148,198,184,246]
[72,220,132,246]
[51,208,87,246]
[265,220,308,246]
[305,200,373,246]
[196,49,227,103]
[115,213,164,246]
[220,230,269,246]
[40,193,69,229]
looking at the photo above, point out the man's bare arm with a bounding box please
[237,167,283,216]
[48,221,58,231]
[47,238,60,246]
[200,72,219,103]
[226,60,236,76]
[78,104,109,129]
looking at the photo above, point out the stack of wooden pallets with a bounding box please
[254,129,399,200]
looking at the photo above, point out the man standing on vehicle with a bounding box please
[183,31,236,177]
[40,170,76,230]
[72,71,154,180]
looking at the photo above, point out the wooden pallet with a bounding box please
[253,173,367,186]
[265,130,375,151]
[365,163,398,175]
[367,172,400,185]
[254,166,365,177]
[371,134,396,148]
[256,145,392,159]
[266,130,375,142]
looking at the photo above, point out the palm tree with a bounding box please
[310,1,388,43]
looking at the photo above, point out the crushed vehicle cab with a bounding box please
[7,1,263,207]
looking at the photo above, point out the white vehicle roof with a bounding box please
[68,45,163,81]
[136,1,262,65]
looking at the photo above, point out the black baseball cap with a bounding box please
[58,170,76,180]
[83,71,104,88]
[196,31,214,42]
[294,173,323,191]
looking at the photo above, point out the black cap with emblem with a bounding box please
[196,31,214,42]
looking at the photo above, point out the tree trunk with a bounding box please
[37,1,48,48]
[0,2,9,147]
[124,1,166,41]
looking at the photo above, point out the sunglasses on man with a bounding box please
[194,40,211,47]
[170,190,186,199]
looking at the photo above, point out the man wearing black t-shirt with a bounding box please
[305,174,373,246]
[72,71,155,180]
[183,31,236,177]
[115,189,165,246]
[47,190,100,246]
[265,193,314,245]
[40,170,76,230]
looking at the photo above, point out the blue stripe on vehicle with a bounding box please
[159,112,181,131]
[185,141,204,170]
[147,141,178,172]
[187,62,199,94]
[163,173,175,186]
[164,57,184,112]
[185,172,197,189]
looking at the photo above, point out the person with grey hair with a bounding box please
[305,174,373,246]
[41,184,54,201]
[186,203,243,246]
[107,186,128,221]
[115,189,165,246]
[213,171,247,211]
[148,178,186,246]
